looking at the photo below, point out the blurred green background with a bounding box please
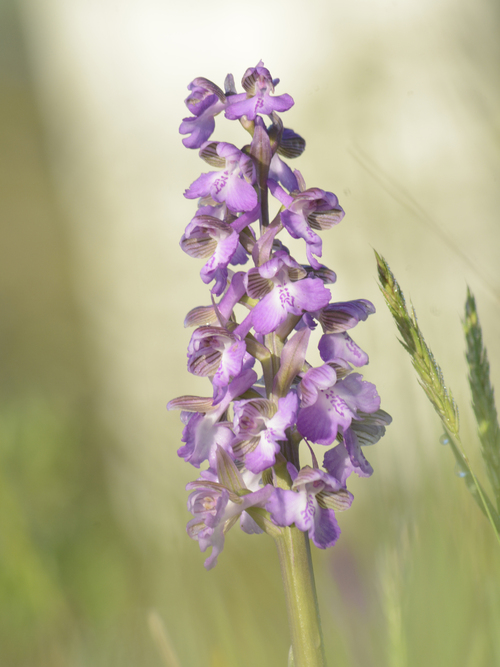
[1,0,500,665]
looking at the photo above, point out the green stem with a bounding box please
[274,527,327,667]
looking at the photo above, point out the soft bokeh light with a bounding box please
[2,0,499,664]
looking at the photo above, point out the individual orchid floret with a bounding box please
[168,368,257,468]
[184,142,257,213]
[297,372,381,446]
[180,213,248,295]
[232,392,299,473]
[180,78,228,149]
[187,326,248,388]
[270,180,345,269]
[266,464,353,549]
[225,61,294,121]
[186,446,274,569]
[238,250,331,336]
[318,331,369,368]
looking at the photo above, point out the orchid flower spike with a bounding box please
[171,61,391,569]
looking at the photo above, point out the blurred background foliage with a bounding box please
[1,0,500,665]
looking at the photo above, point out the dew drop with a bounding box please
[454,462,468,478]
[439,434,449,446]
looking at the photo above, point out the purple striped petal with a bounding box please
[343,427,373,477]
[309,506,341,549]
[322,443,354,486]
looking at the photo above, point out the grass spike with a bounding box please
[375,251,459,437]
[464,287,500,512]
[375,251,500,544]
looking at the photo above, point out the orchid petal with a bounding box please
[309,507,341,549]
[319,332,369,367]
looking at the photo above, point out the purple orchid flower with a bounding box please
[187,326,248,388]
[180,212,249,295]
[180,78,227,149]
[266,464,353,549]
[232,392,298,473]
[238,251,331,336]
[186,447,274,569]
[297,371,381,446]
[225,61,294,122]
[168,368,257,468]
[184,142,257,213]
[270,179,345,269]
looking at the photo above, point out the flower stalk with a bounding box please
[275,527,326,667]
